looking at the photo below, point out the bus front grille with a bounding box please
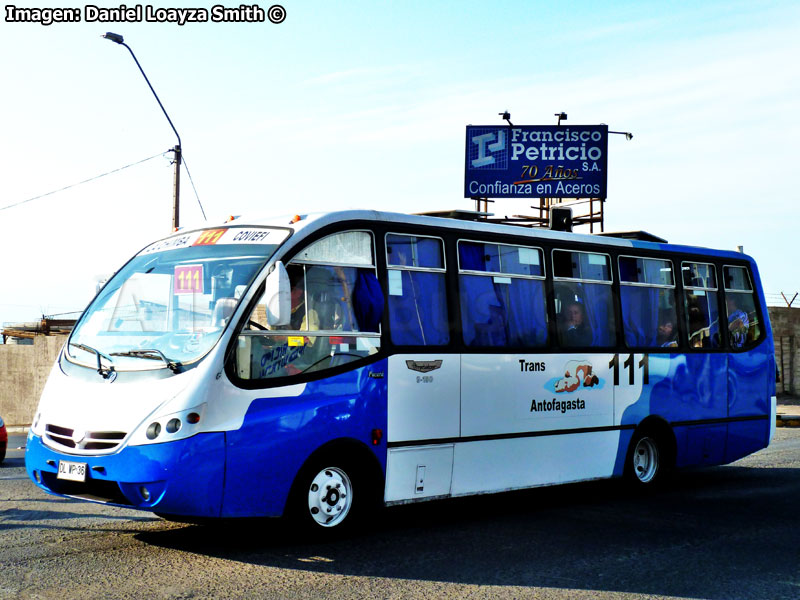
[44,424,127,452]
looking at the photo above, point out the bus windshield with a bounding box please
[67,227,288,371]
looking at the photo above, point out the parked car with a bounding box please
[0,415,7,463]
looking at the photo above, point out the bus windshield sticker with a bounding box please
[138,234,193,255]
[139,227,288,255]
[356,337,378,352]
[174,265,204,295]
[588,253,607,265]
[388,270,403,296]
[287,336,304,347]
[192,229,227,246]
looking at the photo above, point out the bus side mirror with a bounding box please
[263,261,291,327]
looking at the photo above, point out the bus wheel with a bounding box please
[626,432,662,485]
[303,467,354,529]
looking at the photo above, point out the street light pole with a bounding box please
[102,32,182,230]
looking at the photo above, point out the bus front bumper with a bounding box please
[25,431,226,518]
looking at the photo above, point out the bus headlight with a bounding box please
[146,422,161,440]
[128,404,206,446]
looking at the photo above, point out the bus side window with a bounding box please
[552,250,616,348]
[235,231,383,381]
[386,234,449,346]
[458,241,547,347]
[723,265,761,349]
[619,256,678,349]
[682,261,720,348]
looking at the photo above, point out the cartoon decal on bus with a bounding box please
[554,359,600,392]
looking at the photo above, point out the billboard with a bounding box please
[464,125,608,199]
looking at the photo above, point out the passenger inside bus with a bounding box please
[656,317,678,347]
[686,294,720,348]
[726,295,750,348]
[560,301,593,347]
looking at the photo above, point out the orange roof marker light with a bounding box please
[290,214,303,224]
[225,215,241,223]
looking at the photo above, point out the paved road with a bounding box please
[2,430,799,599]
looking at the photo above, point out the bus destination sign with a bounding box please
[464,124,608,199]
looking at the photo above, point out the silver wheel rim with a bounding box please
[632,437,659,483]
[307,467,353,528]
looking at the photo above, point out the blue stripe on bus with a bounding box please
[222,359,388,517]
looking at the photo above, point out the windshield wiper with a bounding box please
[69,342,116,379]
[110,349,182,373]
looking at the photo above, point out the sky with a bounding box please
[1,0,799,327]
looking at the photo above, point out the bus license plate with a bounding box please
[57,460,87,482]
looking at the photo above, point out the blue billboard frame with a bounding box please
[464,125,608,199]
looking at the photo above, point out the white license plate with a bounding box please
[57,460,87,482]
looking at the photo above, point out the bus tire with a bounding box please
[625,430,668,487]
[290,455,370,535]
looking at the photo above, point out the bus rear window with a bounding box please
[723,265,761,349]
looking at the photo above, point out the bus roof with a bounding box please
[159,209,755,264]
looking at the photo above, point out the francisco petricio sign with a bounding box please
[464,125,608,199]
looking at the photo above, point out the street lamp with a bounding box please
[102,32,183,230]
[609,130,634,141]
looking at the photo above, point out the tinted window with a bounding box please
[682,262,720,349]
[459,241,547,347]
[459,241,544,277]
[619,257,678,349]
[387,234,444,269]
[723,266,761,349]
[553,250,611,281]
[386,234,449,345]
[553,250,615,347]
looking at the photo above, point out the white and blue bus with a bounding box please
[26,210,776,530]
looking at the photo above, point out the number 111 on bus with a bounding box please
[174,265,204,294]
[609,353,649,386]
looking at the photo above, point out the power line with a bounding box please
[0,151,166,212]
[181,153,207,221]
